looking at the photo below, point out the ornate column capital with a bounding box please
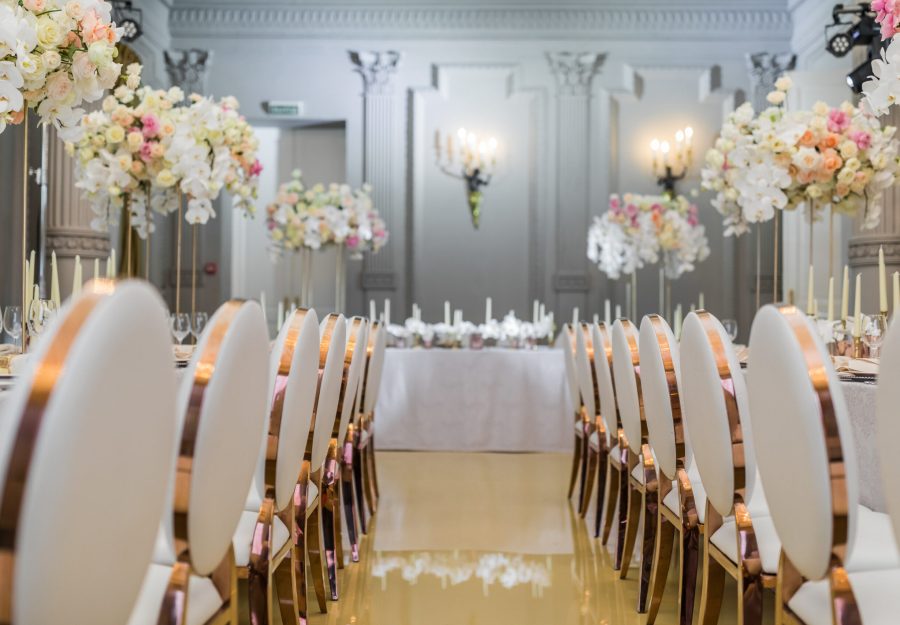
[164,48,212,93]
[349,50,401,95]
[546,52,605,96]
[746,51,796,110]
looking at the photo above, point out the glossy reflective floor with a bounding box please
[271,452,746,624]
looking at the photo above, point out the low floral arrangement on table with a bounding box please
[702,76,899,236]
[0,0,122,139]
[266,169,388,258]
[69,63,262,237]
[587,193,709,280]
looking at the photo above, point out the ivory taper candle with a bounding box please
[24,259,31,317]
[880,246,888,313]
[50,251,59,309]
[444,301,451,325]
[699,292,705,310]
[277,301,284,329]
[604,299,611,325]
[486,297,493,323]
[827,276,834,323]
[384,298,391,326]
[615,305,621,319]
[533,299,539,323]
[572,307,579,326]
[593,313,599,324]
[841,265,849,323]
[854,273,863,337]
[673,304,683,340]
[369,299,376,322]
[806,265,815,316]
[93,257,99,280]
[72,255,82,298]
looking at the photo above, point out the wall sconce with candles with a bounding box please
[650,126,694,197]
[435,128,498,229]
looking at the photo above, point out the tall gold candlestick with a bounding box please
[20,110,29,352]
[175,191,182,316]
[191,223,197,319]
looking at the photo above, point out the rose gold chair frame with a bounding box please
[577,323,609,521]
[642,315,703,625]
[563,324,590,508]
[694,311,775,625]
[0,290,109,625]
[298,314,342,618]
[615,319,658,614]
[238,308,316,625]
[768,305,861,625]
[352,321,384,536]
[319,317,366,602]
[159,300,247,625]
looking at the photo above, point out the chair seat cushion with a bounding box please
[233,510,290,567]
[630,461,645,484]
[127,563,223,625]
[788,568,900,625]
[589,431,600,449]
[845,506,900,572]
[574,421,584,436]
[662,465,708,525]
[710,513,781,574]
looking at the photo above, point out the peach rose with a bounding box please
[822,149,843,171]
[798,130,816,148]
[819,133,839,150]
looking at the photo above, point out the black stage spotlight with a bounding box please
[111,0,143,43]
[825,3,889,93]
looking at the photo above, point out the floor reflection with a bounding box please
[301,451,741,625]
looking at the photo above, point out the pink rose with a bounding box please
[71,51,95,80]
[250,159,263,176]
[141,113,160,138]
[346,235,360,249]
[80,10,111,45]
[45,72,74,104]
[23,0,46,12]
[139,142,154,162]
[851,130,872,150]
[827,109,850,133]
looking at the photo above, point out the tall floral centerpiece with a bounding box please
[267,170,388,310]
[587,193,709,315]
[702,77,899,303]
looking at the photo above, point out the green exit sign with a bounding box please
[263,101,305,116]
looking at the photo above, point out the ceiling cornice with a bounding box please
[168,5,793,41]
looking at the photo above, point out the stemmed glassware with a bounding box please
[27,299,57,345]
[722,319,739,342]
[191,311,209,344]
[170,312,191,345]
[863,313,888,358]
[3,306,23,353]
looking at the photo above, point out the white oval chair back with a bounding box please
[362,322,387,417]
[639,315,682,482]
[309,314,347,470]
[877,320,900,549]
[0,281,177,625]
[575,323,597,422]
[335,317,369,445]
[246,308,321,513]
[591,323,617,446]
[747,304,859,581]
[557,325,581,411]
[680,311,763,517]
[157,299,270,576]
[611,319,643,455]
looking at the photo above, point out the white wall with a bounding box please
[166,0,794,322]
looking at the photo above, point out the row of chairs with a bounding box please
[0,279,386,625]
[561,305,900,625]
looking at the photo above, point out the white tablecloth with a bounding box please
[375,348,573,453]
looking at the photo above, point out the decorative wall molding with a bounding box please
[169,6,792,41]
[746,51,796,110]
[546,52,605,97]
[849,240,900,265]
[349,50,401,95]
[44,231,110,259]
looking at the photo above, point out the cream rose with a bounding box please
[156,169,176,187]
[65,0,84,20]
[36,17,63,48]
[105,125,125,144]
[45,71,74,104]
[41,50,61,71]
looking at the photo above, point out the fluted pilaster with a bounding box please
[350,50,401,296]
[547,51,605,319]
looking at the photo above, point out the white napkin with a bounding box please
[0,344,16,356]
[833,356,879,376]
[173,345,194,362]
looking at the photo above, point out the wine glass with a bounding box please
[170,312,191,345]
[27,298,57,344]
[3,306,22,352]
[863,313,888,358]
[191,311,209,343]
[722,319,739,342]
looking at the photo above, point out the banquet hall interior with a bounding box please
[6,0,900,624]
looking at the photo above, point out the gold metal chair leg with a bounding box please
[341,429,360,562]
[290,461,315,623]
[568,430,583,498]
[593,445,609,538]
[247,497,275,624]
[157,561,191,625]
[601,461,621,547]
[368,427,380,500]
[618,481,642,580]
[307,468,328,614]
[580,440,598,517]
[352,427,368,535]
[679,522,701,625]
[273,550,298,625]
[646,511,676,624]
[698,532,726,625]
[363,436,378,515]
[321,441,340,600]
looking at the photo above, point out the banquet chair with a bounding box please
[680,310,778,625]
[611,318,657,612]
[575,322,605,517]
[342,320,369,539]
[559,324,587,504]
[640,314,707,625]
[326,317,368,585]
[303,314,347,610]
[233,308,320,625]
[0,281,177,625]
[592,322,627,547]
[748,305,900,625]
[354,320,387,531]
[128,299,270,625]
